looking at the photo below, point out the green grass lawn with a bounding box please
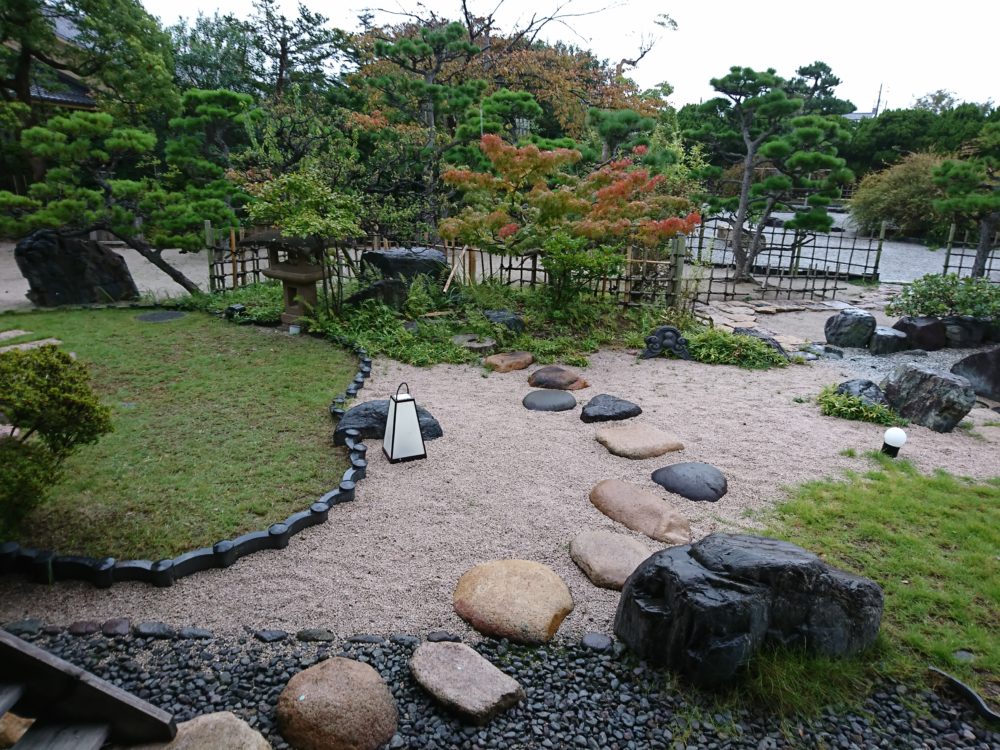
[2,308,356,560]
[753,453,999,713]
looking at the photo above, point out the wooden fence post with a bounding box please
[229,227,238,290]
[670,237,686,308]
[204,220,215,292]
[943,222,957,274]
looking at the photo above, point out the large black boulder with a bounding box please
[361,247,448,281]
[941,316,989,348]
[950,347,1000,401]
[580,394,642,423]
[14,229,139,306]
[345,279,408,310]
[868,326,909,355]
[614,533,883,686]
[892,316,946,351]
[881,364,976,432]
[483,309,525,334]
[824,308,876,348]
[835,379,889,407]
[333,399,443,445]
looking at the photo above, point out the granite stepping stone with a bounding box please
[0,337,61,353]
[589,479,692,544]
[527,365,589,390]
[651,462,728,502]
[595,424,683,459]
[409,641,525,725]
[453,560,574,644]
[570,530,652,590]
[0,329,30,341]
[522,390,576,412]
[484,351,534,372]
[452,333,496,354]
[580,394,642,423]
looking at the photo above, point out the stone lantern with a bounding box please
[260,238,327,325]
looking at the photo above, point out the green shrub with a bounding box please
[685,329,787,369]
[0,345,112,533]
[885,273,1000,319]
[849,152,949,238]
[816,385,906,426]
[173,282,285,324]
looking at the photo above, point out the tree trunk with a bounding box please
[108,229,203,294]
[731,152,756,279]
[972,212,998,278]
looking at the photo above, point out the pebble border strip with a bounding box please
[0,328,373,589]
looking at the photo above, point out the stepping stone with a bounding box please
[166,712,271,750]
[589,479,692,544]
[409,641,525,725]
[527,365,589,390]
[297,627,337,642]
[651,462,728,502]
[0,337,61,353]
[580,394,642,423]
[451,333,496,354]
[484,351,534,372]
[522,390,576,412]
[453,560,573,644]
[0,329,30,341]
[595,424,683,459]
[277,657,397,750]
[570,530,652,590]
[136,310,186,323]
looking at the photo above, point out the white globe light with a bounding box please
[883,427,907,448]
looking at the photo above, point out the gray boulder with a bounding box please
[362,246,448,281]
[892,316,946,351]
[14,229,139,306]
[950,347,1000,401]
[345,279,408,310]
[580,394,642,423]
[522,390,576,412]
[613,533,883,686]
[824,308,876,348]
[334,400,443,445]
[835,379,889,407]
[868,326,910,355]
[651,462,727,502]
[941,316,988,348]
[732,327,788,358]
[483,310,525,334]
[881,365,976,433]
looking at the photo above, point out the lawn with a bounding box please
[1,308,356,560]
[754,454,999,712]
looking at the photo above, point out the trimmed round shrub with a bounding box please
[886,273,1000,320]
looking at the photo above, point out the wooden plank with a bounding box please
[0,683,24,714]
[0,630,175,744]
[14,723,108,750]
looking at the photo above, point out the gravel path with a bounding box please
[12,630,1000,750]
[2,347,997,639]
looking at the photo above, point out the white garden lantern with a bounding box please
[881,427,907,458]
[383,383,427,463]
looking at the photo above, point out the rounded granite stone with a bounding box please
[522,390,577,412]
[651,461,728,502]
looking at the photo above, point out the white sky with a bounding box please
[143,0,999,112]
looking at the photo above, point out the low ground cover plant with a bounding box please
[3,309,355,560]
[816,385,906,426]
[886,273,1000,319]
[685,329,788,370]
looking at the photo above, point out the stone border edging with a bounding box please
[0,319,374,589]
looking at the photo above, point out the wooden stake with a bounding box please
[230,228,237,290]
[443,245,468,292]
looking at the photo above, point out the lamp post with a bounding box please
[383,383,427,463]
[881,427,907,458]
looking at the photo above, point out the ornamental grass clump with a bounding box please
[685,329,787,369]
[816,385,906,426]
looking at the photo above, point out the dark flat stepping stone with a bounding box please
[522,390,576,412]
[581,394,642,423]
[651,462,728,502]
[135,310,185,322]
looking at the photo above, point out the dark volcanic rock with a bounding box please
[522,390,576,412]
[950,347,1000,401]
[580,633,613,653]
[345,279,408,310]
[732,327,788,358]
[892,316,947,351]
[14,229,139,306]
[651,462,727,502]
[580,394,642,423]
[333,400,443,445]
[614,533,884,686]
[941,316,988,348]
[824,308,876,348]
[882,364,977,432]
[134,621,175,639]
[868,326,910,355]
[101,618,131,637]
[483,309,525,334]
[835,379,889,407]
[362,246,448,281]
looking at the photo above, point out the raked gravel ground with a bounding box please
[2,344,998,639]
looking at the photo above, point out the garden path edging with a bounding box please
[0,328,374,589]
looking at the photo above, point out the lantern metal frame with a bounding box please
[383,382,427,463]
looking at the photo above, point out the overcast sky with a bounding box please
[143,0,998,112]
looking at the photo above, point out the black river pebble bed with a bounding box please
[12,627,1000,750]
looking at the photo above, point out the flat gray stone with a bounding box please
[522,390,576,412]
[651,462,728,502]
[409,641,524,725]
[581,394,642,423]
[136,310,185,322]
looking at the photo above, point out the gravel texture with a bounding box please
[8,629,999,750]
[1,347,998,638]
